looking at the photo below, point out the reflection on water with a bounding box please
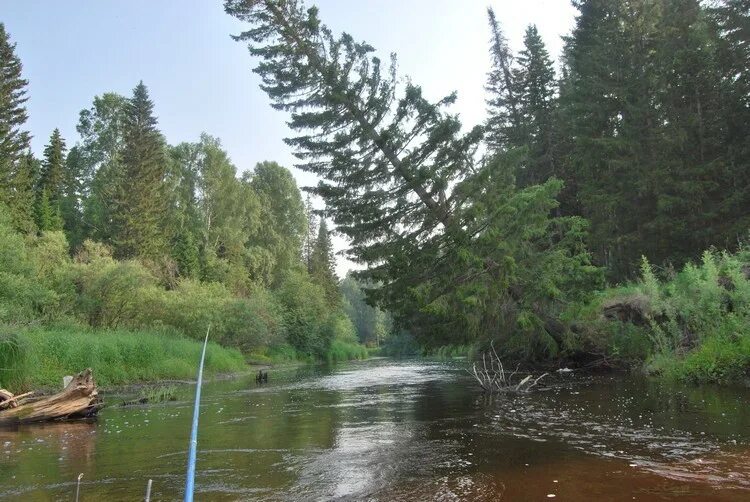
[0,358,749,500]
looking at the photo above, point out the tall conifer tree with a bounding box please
[113,82,167,259]
[485,8,522,152]
[0,23,33,230]
[310,218,338,305]
[512,25,557,187]
[35,128,67,231]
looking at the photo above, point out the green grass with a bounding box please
[324,340,368,363]
[647,334,750,385]
[245,343,312,365]
[0,325,246,390]
[427,344,476,359]
[138,384,179,403]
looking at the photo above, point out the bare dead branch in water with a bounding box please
[467,343,547,393]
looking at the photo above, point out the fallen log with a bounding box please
[0,391,34,410]
[0,368,103,426]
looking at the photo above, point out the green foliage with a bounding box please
[379,329,421,357]
[112,82,168,259]
[324,339,368,363]
[137,385,179,403]
[0,325,245,390]
[309,218,339,306]
[274,270,333,356]
[227,0,601,362]
[248,160,306,284]
[340,274,392,347]
[573,249,750,384]
[0,205,63,323]
[0,23,31,220]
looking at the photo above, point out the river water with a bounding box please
[1,358,749,501]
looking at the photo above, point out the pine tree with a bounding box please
[310,218,339,305]
[113,82,167,259]
[36,129,67,231]
[0,23,32,227]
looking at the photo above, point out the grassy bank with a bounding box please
[0,325,246,390]
[570,250,750,385]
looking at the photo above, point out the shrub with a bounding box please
[571,249,750,384]
[0,208,61,323]
[274,271,332,356]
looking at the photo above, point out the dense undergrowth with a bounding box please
[0,204,368,389]
[570,250,750,385]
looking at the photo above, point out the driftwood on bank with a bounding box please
[0,368,103,426]
[469,343,547,393]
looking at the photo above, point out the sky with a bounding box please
[2,0,577,276]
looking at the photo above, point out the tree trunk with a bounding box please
[0,369,103,426]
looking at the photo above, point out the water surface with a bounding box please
[1,358,749,500]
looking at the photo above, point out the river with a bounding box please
[1,358,749,500]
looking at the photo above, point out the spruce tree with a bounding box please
[36,129,67,231]
[113,82,167,259]
[0,23,32,227]
[310,218,339,305]
[485,8,522,153]
[7,150,38,233]
[227,0,601,355]
[512,25,557,187]
[61,146,85,247]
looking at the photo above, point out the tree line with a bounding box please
[0,21,370,360]
[225,0,750,361]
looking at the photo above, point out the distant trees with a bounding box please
[340,275,391,347]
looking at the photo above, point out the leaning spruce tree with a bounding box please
[226,0,600,356]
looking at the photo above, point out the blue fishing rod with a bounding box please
[184,325,210,502]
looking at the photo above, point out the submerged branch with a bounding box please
[468,344,547,394]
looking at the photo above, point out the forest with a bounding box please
[0,22,378,388]
[224,0,750,383]
[1,0,749,387]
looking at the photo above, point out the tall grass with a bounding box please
[324,339,368,363]
[0,325,246,390]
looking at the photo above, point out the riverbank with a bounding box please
[0,325,370,392]
[0,326,247,391]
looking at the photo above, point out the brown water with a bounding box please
[1,358,749,501]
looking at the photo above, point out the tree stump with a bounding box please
[0,369,103,426]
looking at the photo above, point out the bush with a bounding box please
[0,208,62,323]
[572,249,750,384]
[274,271,332,356]
[136,279,286,352]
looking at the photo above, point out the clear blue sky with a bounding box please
[2,0,576,274]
